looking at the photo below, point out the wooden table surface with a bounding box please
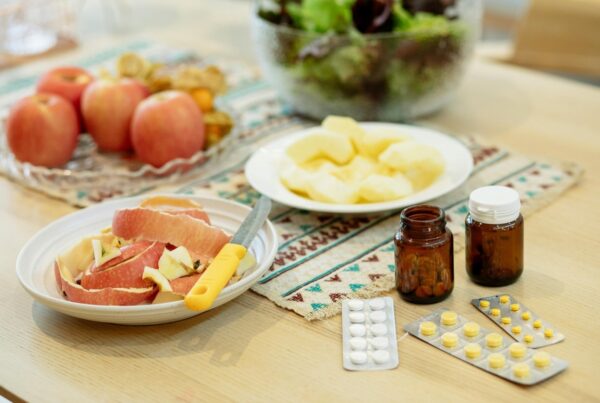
[1,2,600,402]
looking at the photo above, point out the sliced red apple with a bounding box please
[170,273,202,296]
[90,240,154,273]
[80,241,164,289]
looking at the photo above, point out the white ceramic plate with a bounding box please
[16,195,278,325]
[245,122,473,214]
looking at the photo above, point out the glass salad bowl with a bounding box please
[251,0,482,121]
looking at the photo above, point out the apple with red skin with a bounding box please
[131,90,205,167]
[81,78,147,152]
[36,66,94,125]
[6,93,79,167]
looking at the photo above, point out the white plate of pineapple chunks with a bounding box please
[245,116,473,214]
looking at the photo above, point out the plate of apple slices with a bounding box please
[16,195,278,325]
[245,116,473,214]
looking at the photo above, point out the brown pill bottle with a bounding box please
[466,186,524,286]
[394,205,454,304]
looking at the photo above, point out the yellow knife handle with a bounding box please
[184,243,247,311]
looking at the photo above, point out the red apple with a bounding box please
[81,78,147,152]
[36,66,94,124]
[131,91,205,167]
[6,93,79,167]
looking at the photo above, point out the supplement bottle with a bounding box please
[395,205,453,303]
[466,186,524,286]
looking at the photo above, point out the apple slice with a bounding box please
[158,246,195,280]
[92,239,122,267]
[142,267,173,292]
[152,291,184,304]
[81,241,164,289]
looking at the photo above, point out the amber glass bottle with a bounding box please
[466,186,524,286]
[394,205,454,304]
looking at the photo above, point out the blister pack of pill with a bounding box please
[472,295,565,348]
[341,297,399,371]
[404,309,568,385]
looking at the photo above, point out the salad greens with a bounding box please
[255,0,476,121]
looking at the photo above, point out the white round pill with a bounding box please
[369,298,386,311]
[349,324,367,337]
[370,336,389,350]
[372,350,390,364]
[349,312,366,323]
[349,351,368,365]
[370,323,388,336]
[369,311,387,323]
[349,337,368,351]
[348,300,364,311]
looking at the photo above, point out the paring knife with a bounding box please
[184,195,272,311]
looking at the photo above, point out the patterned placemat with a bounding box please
[0,41,583,320]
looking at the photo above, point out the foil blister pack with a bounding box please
[404,309,568,385]
[472,295,565,348]
[341,297,399,371]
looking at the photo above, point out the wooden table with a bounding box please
[1,1,600,401]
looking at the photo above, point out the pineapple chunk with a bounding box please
[378,141,445,173]
[286,131,354,165]
[358,173,414,202]
[280,163,313,194]
[379,142,445,190]
[361,128,410,158]
[333,155,377,183]
[322,115,366,152]
[306,173,359,204]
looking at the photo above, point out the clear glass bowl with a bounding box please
[0,105,240,205]
[251,0,482,121]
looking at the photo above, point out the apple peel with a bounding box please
[54,235,157,305]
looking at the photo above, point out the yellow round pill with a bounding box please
[486,332,503,348]
[464,343,482,359]
[441,311,458,326]
[501,317,512,325]
[512,362,530,378]
[521,311,531,321]
[533,351,552,368]
[490,308,501,317]
[512,325,522,335]
[509,343,527,359]
[441,332,459,348]
[420,321,437,336]
[544,328,554,339]
[523,334,534,344]
[488,353,506,369]
[533,319,542,329]
[463,322,480,338]
[499,295,510,304]
[510,303,520,312]
[479,300,490,309]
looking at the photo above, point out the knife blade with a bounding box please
[184,195,272,311]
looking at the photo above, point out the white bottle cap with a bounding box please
[468,186,521,225]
